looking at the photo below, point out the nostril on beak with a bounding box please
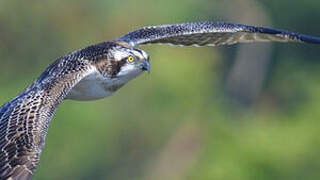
[141,60,150,73]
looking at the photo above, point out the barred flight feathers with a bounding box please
[118,21,320,47]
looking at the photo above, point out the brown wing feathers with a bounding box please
[0,53,94,180]
[118,21,320,46]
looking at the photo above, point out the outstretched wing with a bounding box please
[0,90,49,180]
[117,21,320,47]
[0,54,94,180]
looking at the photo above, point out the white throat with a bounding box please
[66,67,142,101]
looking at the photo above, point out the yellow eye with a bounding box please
[127,56,135,63]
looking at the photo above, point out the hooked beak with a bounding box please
[140,59,150,73]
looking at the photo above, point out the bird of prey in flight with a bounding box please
[0,21,319,180]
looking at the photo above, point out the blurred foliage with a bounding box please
[0,0,320,180]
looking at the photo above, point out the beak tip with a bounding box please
[141,60,151,74]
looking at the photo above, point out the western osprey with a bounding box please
[0,21,319,180]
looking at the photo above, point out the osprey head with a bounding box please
[107,41,150,78]
[66,41,150,101]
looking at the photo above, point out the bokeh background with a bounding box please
[1,1,320,180]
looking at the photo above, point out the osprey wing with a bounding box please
[118,21,320,47]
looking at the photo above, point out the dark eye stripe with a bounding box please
[120,58,128,64]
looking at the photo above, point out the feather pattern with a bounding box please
[0,51,96,180]
[118,21,320,47]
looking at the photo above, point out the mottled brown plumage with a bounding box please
[0,21,319,180]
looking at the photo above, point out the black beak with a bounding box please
[141,60,150,73]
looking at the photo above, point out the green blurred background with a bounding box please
[1,0,320,180]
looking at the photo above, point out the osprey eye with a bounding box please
[127,56,135,63]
